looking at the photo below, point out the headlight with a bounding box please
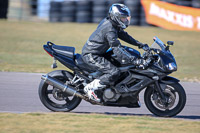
[166,62,177,71]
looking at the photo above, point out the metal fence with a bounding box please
[3,0,200,26]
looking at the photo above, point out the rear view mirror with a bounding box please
[167,41,174,46]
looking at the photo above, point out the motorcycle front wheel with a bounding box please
[144,82,186,117]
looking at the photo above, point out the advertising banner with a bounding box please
[141,0,200,31]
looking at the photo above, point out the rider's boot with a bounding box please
[84,79,106,102]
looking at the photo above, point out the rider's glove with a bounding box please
[138,43,150,51]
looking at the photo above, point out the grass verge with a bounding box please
[0,112,200,133]
[0,20,200,81]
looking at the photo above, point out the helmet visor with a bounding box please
[120,16,131,26]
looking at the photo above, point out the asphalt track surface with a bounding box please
[0,72,200,120]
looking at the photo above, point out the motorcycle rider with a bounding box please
[82,3,149,102]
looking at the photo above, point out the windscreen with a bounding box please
[151,36,166,51]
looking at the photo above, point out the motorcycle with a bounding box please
[39,36,186,117]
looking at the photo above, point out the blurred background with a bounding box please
[0,0,200,81]
[1,0,199,26]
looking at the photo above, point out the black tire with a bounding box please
[93,1,108,6]
[92,6,107,16]
[140,7,151,26]
[130,18,140,25]
[108,0,124,7]
[76,1,92,12]
[75,1,92,23]
[61,16,75,22]
[124,0,140,6]
[92,17,103,23]
[192,0,200,8]
[125,0,141,26]
[144,82,186,117]
[92,5,107,23]
[49,1,62,22]
[160,0,176,4]
[0,0,8,19]
[76,11,91,23]
[61,1,76,22]
[38,70,82,112]
[49,13,61,22]
[176,0,191,7]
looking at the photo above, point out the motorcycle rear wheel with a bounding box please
[144,82,186,117]
[38,70,82,112]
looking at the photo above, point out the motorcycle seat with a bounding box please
[52,45,75,59]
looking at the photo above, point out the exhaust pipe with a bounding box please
[41,75,85,99]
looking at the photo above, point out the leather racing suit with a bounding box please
[82,17,143,85]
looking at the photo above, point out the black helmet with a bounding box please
[109,3,131,29]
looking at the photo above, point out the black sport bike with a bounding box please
[39,36,186,117]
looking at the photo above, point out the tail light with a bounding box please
[44,49,53,57]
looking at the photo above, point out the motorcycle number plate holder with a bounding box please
[51,57,58,69]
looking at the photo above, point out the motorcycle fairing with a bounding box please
[115,71,154,93]
[160,76,180,84]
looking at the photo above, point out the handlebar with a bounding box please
[141,47,161,66]
[142,47,159,58]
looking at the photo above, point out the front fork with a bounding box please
[154,81,167,103]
